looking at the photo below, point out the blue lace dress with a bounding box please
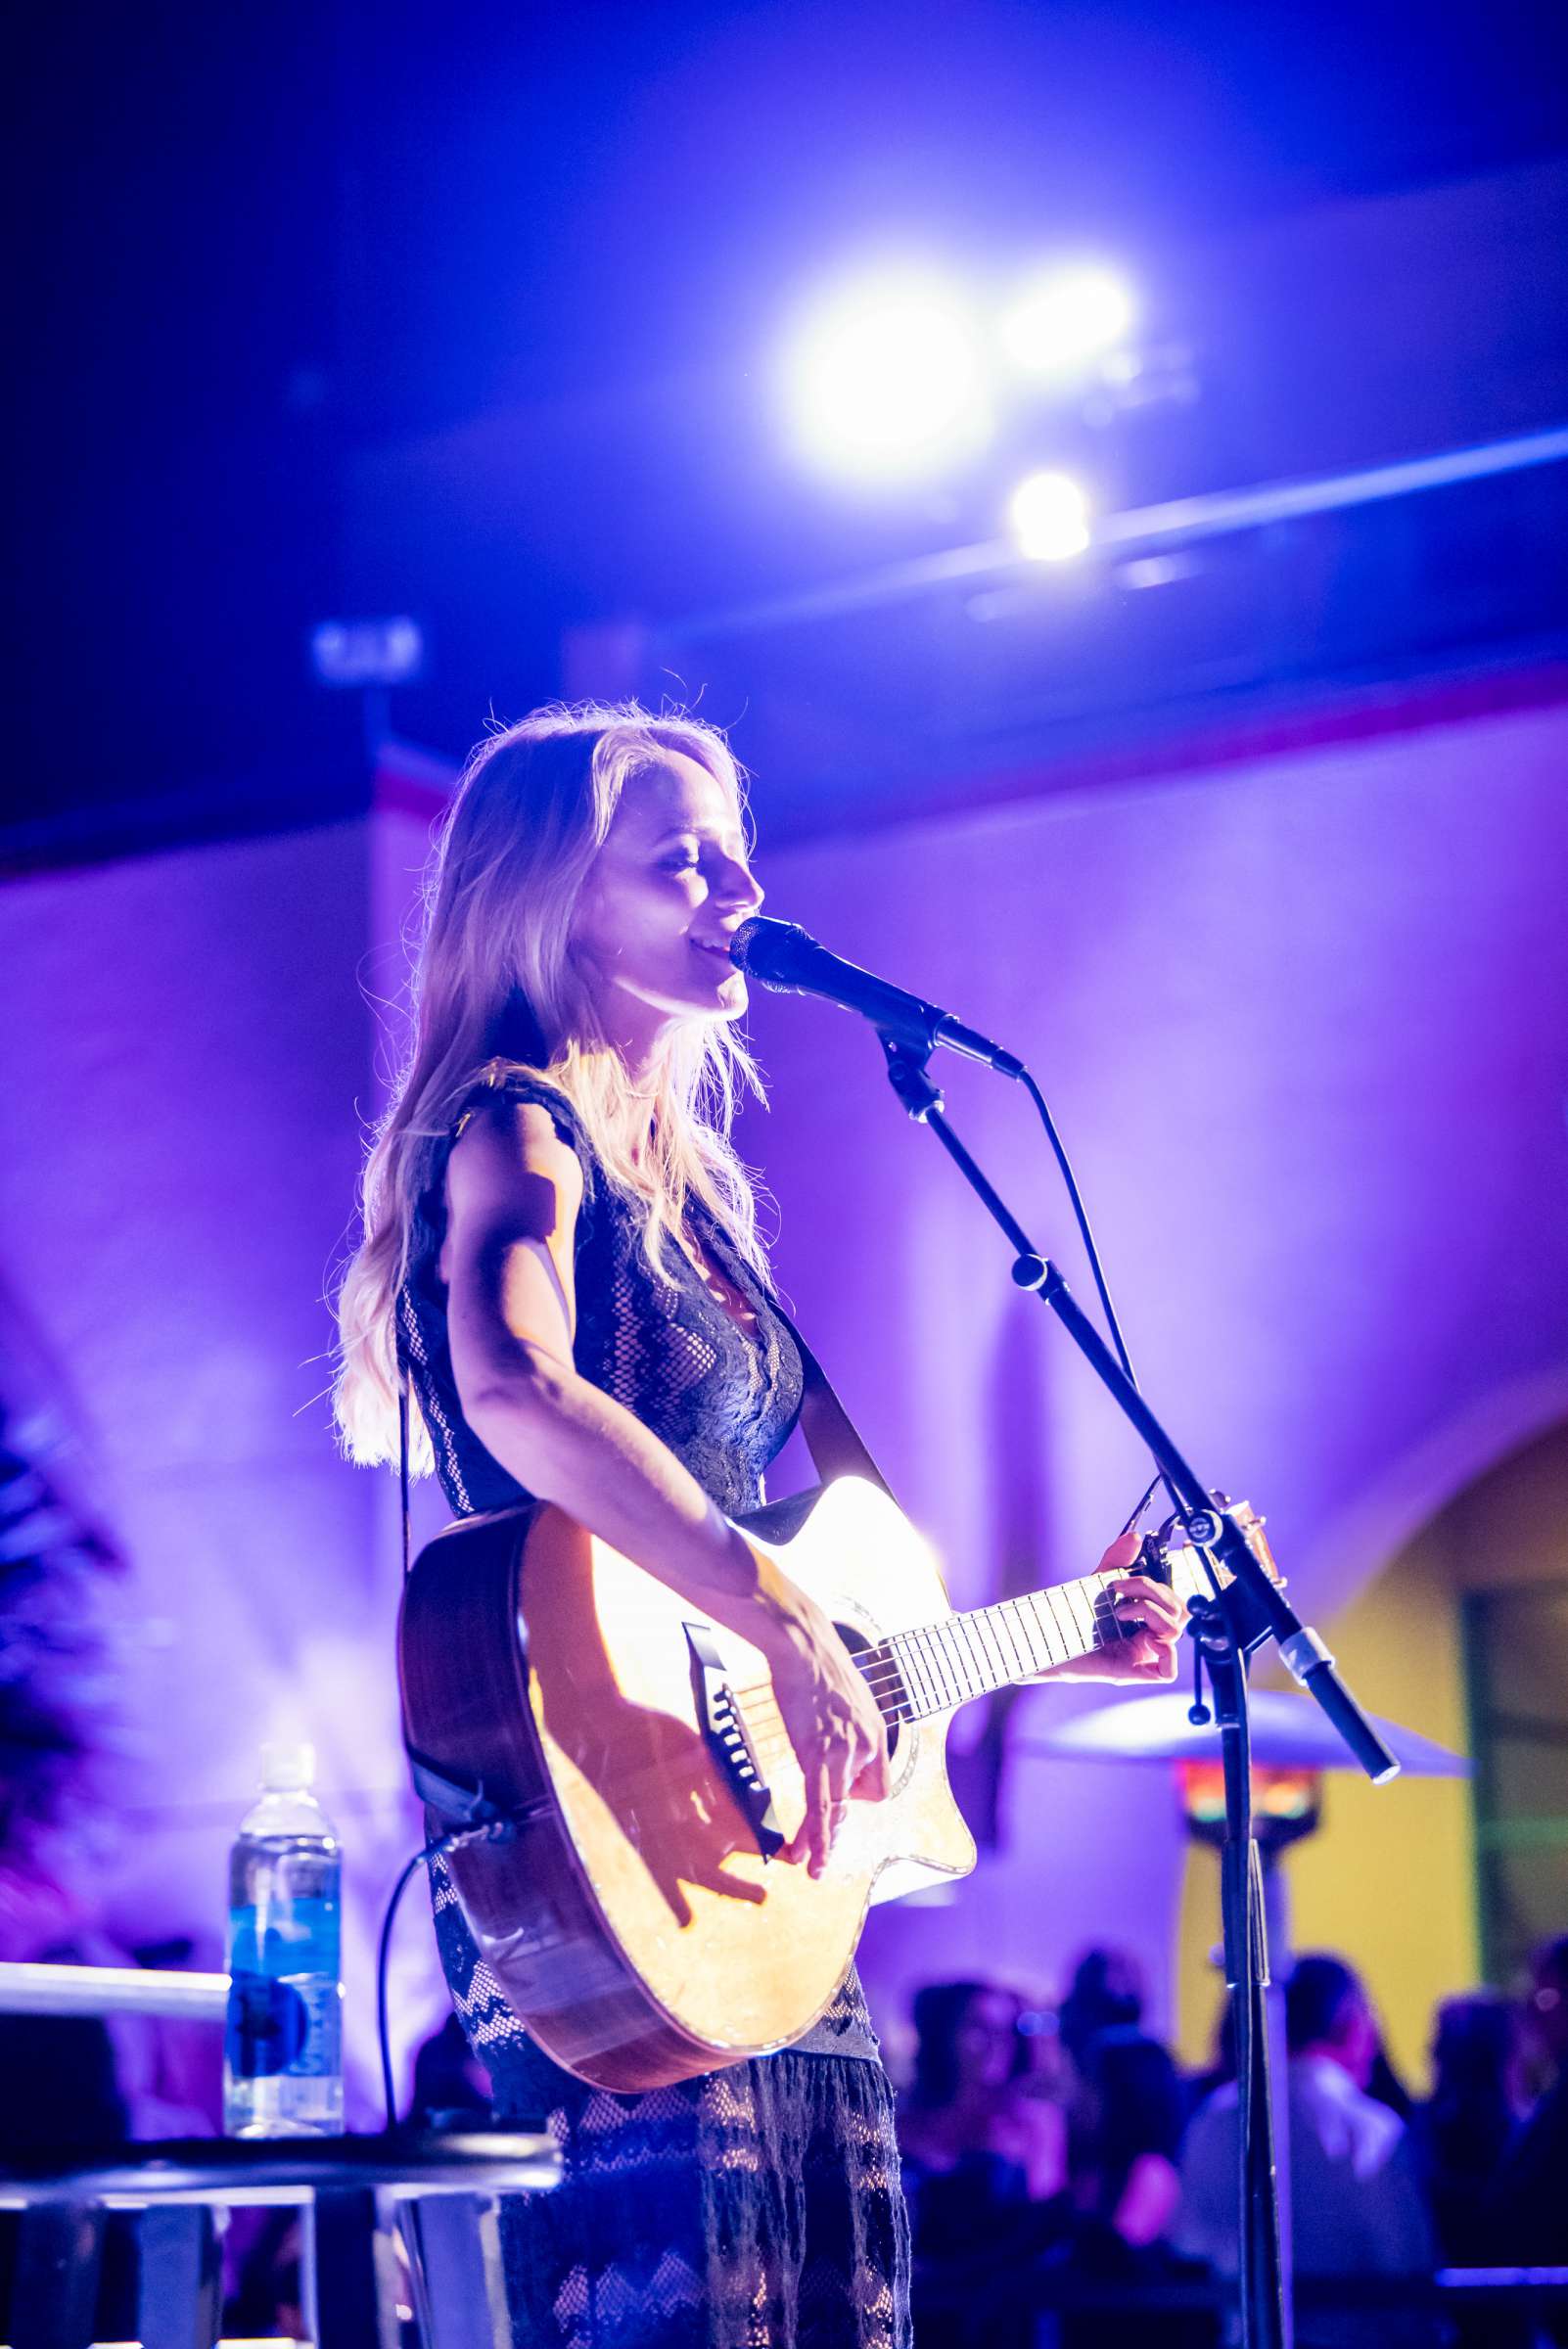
[397,1069,911,2348]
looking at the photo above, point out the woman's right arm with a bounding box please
[442,1099,889,1874]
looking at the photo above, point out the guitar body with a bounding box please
[397,1477,977,2091]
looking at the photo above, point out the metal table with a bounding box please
[0,2131,560,2349]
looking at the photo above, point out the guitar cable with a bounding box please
[376,1817,524,2135]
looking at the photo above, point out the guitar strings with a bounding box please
[734,1611,1132,1756]
[739,1624,1135,1758]
[723,1581,1145,1760]
[723,1568,1137,1692]
[730,1582,1132,1716]
[707,1573,1175,1791]
[728,1563,1190,1692]
[732,1602,1108,1704]
[736,1633,1139,1764]
[732,1637,1070,1752]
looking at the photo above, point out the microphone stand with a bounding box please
[877,1036,1400,2349]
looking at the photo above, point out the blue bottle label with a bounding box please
[226,1972,310,2079]
[227,1896,341,2081]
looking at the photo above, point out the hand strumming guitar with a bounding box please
[750,1566,893,1879]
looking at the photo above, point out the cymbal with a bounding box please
[1016,1689,1469,1776]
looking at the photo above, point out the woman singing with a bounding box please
[334,704,1182,2348]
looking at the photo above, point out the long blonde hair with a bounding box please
[334,701,768,1472]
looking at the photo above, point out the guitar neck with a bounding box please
[861,1506,1274,1723]
[865,1572,1130,1724]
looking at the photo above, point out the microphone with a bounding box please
[729,916,1025,1079]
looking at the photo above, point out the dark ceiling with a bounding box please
[9,0,1567,853]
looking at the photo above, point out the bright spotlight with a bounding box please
[1009,472,1091,561]
[1000,268,1134,375]
[786,274,989,477]
[309,615,426,687]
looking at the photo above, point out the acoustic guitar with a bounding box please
[398,1475,1275,2091]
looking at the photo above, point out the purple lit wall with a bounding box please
[1,676,1564,2106]
[0,823,438,2112]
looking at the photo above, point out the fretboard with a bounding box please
[863,1573,1129,1723]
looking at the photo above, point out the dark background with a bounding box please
[9,0,1566,845]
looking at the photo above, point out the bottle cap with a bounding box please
[259,1739,316,1791]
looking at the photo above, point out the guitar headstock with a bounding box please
[1138,1499,1285,1614]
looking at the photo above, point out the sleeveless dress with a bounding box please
[397,1068,911,2349]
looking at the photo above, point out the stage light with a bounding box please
[309,616,426,687]
[785,274,989,477]
[1009,471,1091,561]
[1000,267,1134,375]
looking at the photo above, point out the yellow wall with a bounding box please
[1175,1421,1568,2092]
[1175,1540,1476,2089]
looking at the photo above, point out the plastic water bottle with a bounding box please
[223,1740,344,2137]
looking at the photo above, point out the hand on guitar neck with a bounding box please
[1024,1529,1186,1685]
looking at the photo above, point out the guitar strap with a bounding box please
[763,1288,895,1501]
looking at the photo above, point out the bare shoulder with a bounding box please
[444,1093,585,1242]
[450,1084,584,1193]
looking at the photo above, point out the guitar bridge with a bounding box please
[684,1623,785,1861]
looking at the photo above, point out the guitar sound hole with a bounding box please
[837,1624,902,1762]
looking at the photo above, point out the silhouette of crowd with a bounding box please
[896,1935,1568,2348]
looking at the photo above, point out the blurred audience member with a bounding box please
[1192,1982,1410,2121]
[1176,1955,1433,2349]
[899,1980,1067,2211]
[1409,1993,1526,2265]
[1365,2033,1415,2125]
[1066,2027,1185,2248]
[1058,1946,1146,2071]
[1043,2027,1214,2347]
[1496,1934,1568,2272]
[900,1981,1068,2345]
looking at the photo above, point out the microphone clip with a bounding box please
[879,1034,945,1124]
